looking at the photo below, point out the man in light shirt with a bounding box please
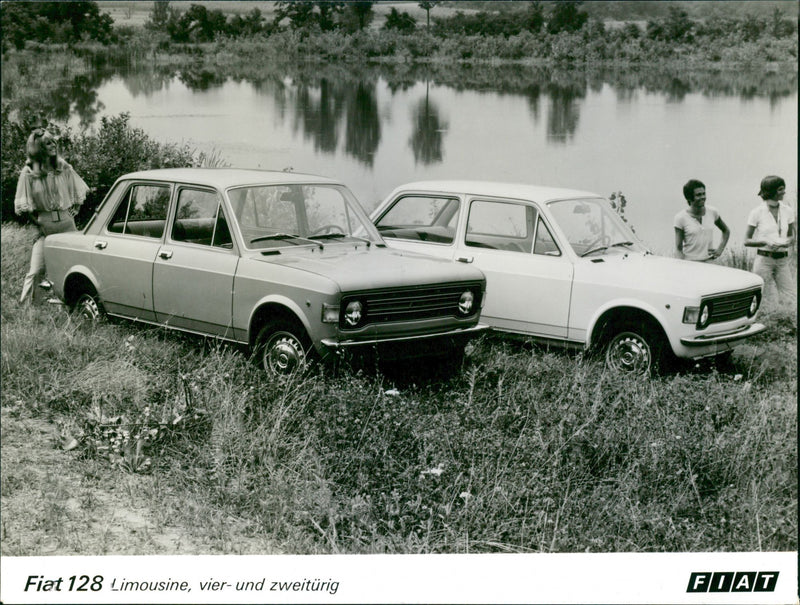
[674,179,730,262]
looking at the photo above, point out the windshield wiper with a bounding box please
[250,233,322,248]
[308,232,373,247]
[580,241,635,258]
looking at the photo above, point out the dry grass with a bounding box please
[1,223,796,555]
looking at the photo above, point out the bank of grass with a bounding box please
[1,223,796,554]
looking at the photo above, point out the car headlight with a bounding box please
[698,302,711,329]
[458,290,475,316]
[344,300,364,327]
[747,293,760,317]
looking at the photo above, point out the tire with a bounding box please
[603,321,665,374]
[72,290,105,322]
[255,320,313,377]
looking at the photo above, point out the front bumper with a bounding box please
[680,322,766,347]
[322,323,489,350]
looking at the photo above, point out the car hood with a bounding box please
[249,245,485,292]
[579,252,763,298]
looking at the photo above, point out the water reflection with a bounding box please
[6,51,795,171]
[409,82,448,165]
[294,79,342,153]
[178,67,225,91]
[344,82,381,166]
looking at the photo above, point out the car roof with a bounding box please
[118,168,340,189]
[388,180,603,203]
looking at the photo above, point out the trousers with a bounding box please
[19,213,76,304]
[752,253,796,307]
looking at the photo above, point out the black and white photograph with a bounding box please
[1,1,797,603]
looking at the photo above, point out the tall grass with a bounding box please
[1,223,796,553]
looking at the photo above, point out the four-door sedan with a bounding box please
[372,181,766,372]
[43,169,487,375]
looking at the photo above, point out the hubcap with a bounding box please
[606,332,651,373]
[76,294,100,321]
[264,332,306,375]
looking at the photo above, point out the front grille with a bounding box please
[341,282,482,328]
[704,287,760,326]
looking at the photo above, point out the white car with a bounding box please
[372,181,766,372]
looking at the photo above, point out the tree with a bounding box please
[418,1,439,29]
[522,1,544,33]
[274,1,345,31]
[347,2,374,31]
[1,1,115,46]
[384,7,415,33]
[547,0,588,35]
[274,1,316,29]
[228,8,265,36]
[145,1,170,31]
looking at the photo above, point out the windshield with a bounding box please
[226,184,381,250]
[547,197,647,257]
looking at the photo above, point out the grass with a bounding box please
[1,222,796,555]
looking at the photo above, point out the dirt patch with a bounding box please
[1,405,276,555]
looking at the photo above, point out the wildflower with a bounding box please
[421,465,444,477]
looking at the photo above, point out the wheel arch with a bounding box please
[248,299,312,350]
[63,270,101,308]
[588,305,670,353]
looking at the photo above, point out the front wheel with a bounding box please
[255,320,313,377]
[603,322,665,374]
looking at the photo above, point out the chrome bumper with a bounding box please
[680,322,766,347]
[321,323,489,349]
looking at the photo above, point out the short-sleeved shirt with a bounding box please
[674,205,720,261]
[747,202,795,250]
[14,159,89,215]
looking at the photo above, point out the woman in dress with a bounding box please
[744,175,796,305]
[14,128,89,304]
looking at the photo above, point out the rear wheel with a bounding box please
[72,290,105,322]
[603,321,666,374]
[255,319,313,377]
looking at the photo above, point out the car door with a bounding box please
[90,181,172,321]
[152,186,239,338]
[458,197,574,340]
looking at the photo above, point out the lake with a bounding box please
[69,62,797,254]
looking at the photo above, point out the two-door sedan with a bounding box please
[372,181,766,372]
[43,169,487,375]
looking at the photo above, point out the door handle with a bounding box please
[94,240,107,250]
[159,250,173,260]
[457,256,474,263]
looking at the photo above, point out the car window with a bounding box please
[305,186,354,235]
[171,188,233,249]
[107,184,170,238]
[376,196,460,244]
[465,200,534,252]
[547,197,643,256]
[231,186,299,234]
[533,216,561,256]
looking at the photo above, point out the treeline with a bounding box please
[1,1,117,49]
[2,1,797,49]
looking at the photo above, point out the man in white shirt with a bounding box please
[674,179,730,262]
[744,175,796,306]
